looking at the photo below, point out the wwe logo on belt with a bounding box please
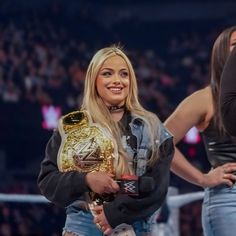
[73,137,103,169]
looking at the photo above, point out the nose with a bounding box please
[112,73,121,84]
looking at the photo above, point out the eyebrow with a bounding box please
[100,68,128,71]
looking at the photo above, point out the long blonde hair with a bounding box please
[81,45,161,178]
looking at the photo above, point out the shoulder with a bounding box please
[172,86,212,119]
[196,86,212,101]
[181,86,211,106]
[164,86,213,142]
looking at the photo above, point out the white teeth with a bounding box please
[109,88,122,91]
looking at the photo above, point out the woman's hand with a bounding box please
[93,205,113,235]
[85,172,120,194]
[202,163,236,187]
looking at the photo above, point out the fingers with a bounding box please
[85,172,119,194]
[108,173,115,178]
[220,163,236,186]
[111,181,120,191]
[103,182,119,194]
[94,211,112,235]
[222,163,236,174]
[221,178,235,187]
[204,163,236,188]
[95,222,102,231]
[103,227,113,235]
[95,223,112,235]
[103,180,119,194]
[93,205,103,213]
[222,173,236,187]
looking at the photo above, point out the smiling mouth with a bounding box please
[108,87,123,93]
[109,87,123,91]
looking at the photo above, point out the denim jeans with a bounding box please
[202,183,236,236]
[63,205,151,236]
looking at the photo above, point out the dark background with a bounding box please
[0,0,235,235]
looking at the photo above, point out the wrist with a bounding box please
[197,173,207,188]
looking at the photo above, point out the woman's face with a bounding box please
[230,31,236,51]
[96,55,130,106]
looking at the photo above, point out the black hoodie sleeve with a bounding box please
[37,130,89,207]
[103,137,174,228]
[220,46,236,136]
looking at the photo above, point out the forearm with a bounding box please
[220,46,236,136]
[171,147,205,187]
[38,162,88,207]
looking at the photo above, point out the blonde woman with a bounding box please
[38,46,174,236]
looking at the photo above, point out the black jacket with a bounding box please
[38,112,174,228]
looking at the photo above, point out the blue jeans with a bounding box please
[63,205,150,236]
[202,183,236,236]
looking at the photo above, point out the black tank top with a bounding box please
[201,120,236,168]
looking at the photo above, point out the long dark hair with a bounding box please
[210,26,236,132]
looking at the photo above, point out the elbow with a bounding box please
[37,175,61,207]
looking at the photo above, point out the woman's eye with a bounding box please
[102,71,112,77]
[120,71,129,78]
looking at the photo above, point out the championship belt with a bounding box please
[57,110,116,202]
[57,111,136,236]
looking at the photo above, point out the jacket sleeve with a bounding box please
[220,46,236,136]
[103,137,174,228]
[37,130,89,207]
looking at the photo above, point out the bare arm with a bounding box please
[165,88,236,187]
[171,148,206,187]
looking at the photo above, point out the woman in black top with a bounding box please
[165,26,236,236]
[38,46,174,236]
